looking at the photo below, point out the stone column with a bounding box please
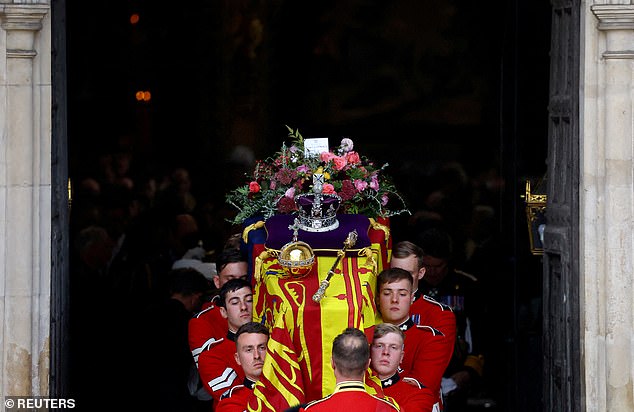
[585,3,634,411]
[0,2,51,397]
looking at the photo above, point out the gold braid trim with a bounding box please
[242,220,266,244]
[359,247,377,275]
[368,218,390,247]
[254,249,276,283]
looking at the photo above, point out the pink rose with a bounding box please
[322,183,335,194]
[249,181,261,193]
[332,156,347,171]
[381,194,389,206]
[285,187,296,198]
[320,152,336,162]
[346,151,361,165]
[354,179,368,192]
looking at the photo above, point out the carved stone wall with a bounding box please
[0,1,51,397]
[584,2,634,410]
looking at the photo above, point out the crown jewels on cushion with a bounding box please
[294,193,341,232]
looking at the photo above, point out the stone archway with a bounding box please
[45,0,580,410]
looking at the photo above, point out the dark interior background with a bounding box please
[65,1,550,411]
[66,1,549,209]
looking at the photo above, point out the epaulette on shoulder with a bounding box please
[202,337,224,352]
[193,303,216,319]
[220,384,244,400]
[402,377,423,389]
[422,295,453,312]
[455,269,478,282]
[415,324,444,336]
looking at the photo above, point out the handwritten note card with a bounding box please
[304,138,329,158]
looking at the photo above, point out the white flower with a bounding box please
[340,138,354,153]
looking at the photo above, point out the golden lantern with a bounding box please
[524,179,547,255]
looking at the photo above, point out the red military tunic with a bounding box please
[381,373,440,412]
[410,294,456,347]
[197,331,245,403]
[398,318,450,404]
[376,293,455,398]
[300,381,400,412]
[216,378,257,412]
[188,296,229,365]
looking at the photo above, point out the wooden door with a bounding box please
[542,1,581,411]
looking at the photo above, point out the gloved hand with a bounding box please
[441,377,458,395]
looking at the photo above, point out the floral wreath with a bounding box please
[225,126,410,225]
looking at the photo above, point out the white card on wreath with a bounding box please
[304,138,329,158]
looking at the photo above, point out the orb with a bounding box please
[278,240,315,278]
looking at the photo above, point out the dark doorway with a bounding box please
[56,1,552,411]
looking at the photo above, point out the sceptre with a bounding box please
[312,230,358,302]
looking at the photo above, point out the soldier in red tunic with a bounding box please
[376,267,454,408]
[297,328,399,412]
[371,322,440,412]
[188,247,249,366]
[197,278,253,403]
[216,322,270,412]
[389,240,456,344]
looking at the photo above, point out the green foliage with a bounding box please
[225,127,410,225]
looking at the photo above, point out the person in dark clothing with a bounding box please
[139,268,212,412]
[417,227,487,412]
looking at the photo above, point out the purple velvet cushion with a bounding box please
[296,194,340,208]
[264,214,372,250]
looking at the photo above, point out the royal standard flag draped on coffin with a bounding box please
[245,214,392,411]
[225,129,409,411]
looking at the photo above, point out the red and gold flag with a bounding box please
[249,248,380,411]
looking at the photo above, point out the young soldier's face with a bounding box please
[370,332,404,379]
[220,287,253,331]
[235,332,268,381]
[214,261,249,289]
[378,279,413,325]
